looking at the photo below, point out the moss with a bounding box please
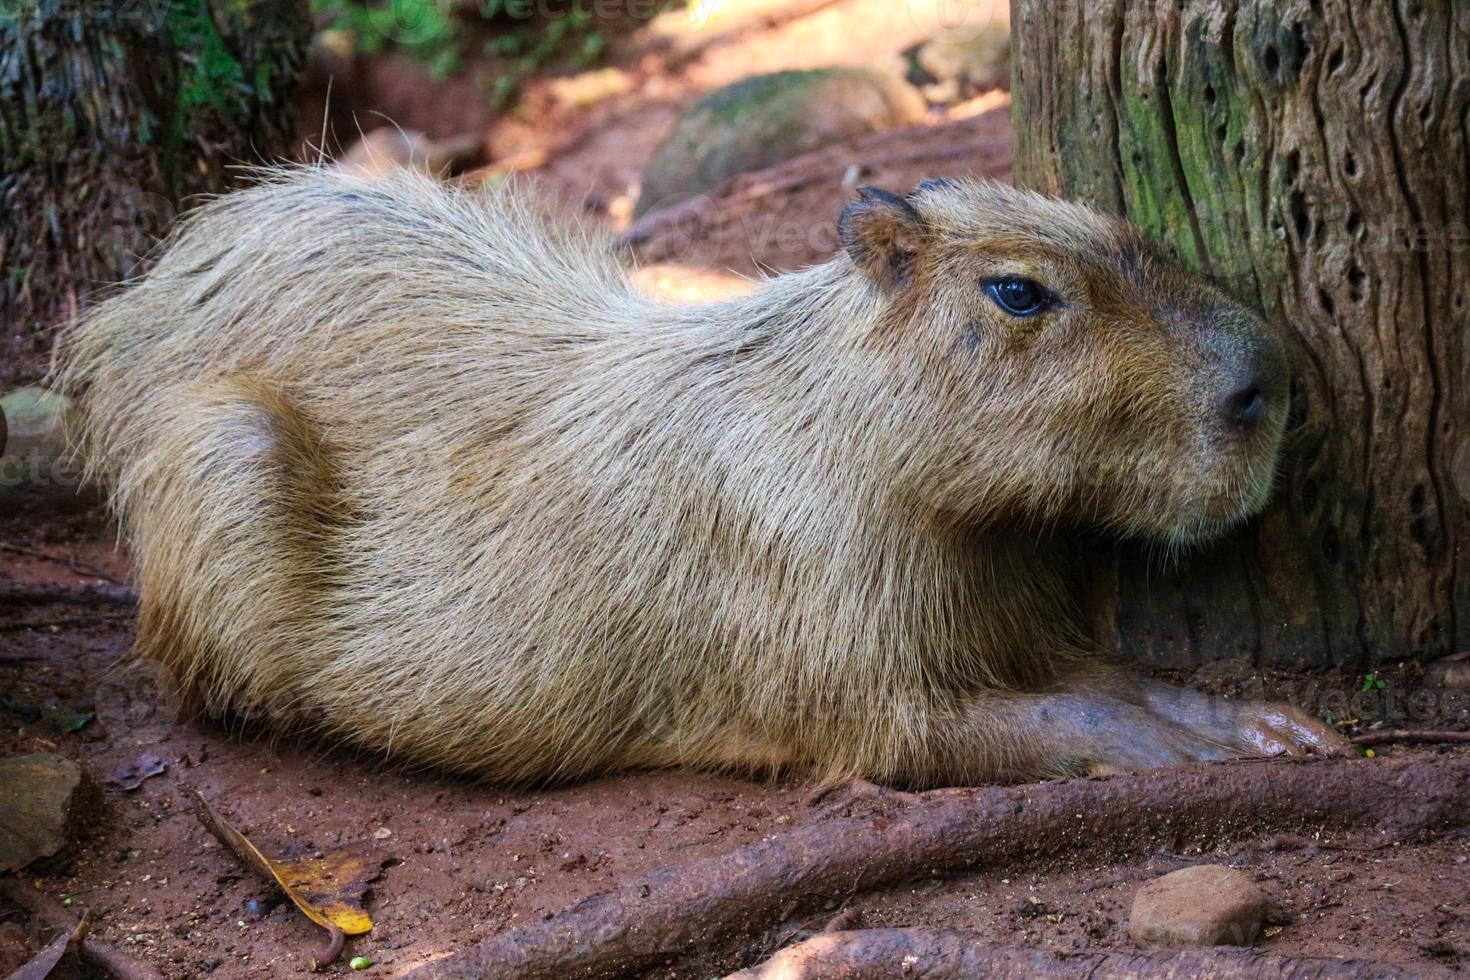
[167,1,248,119]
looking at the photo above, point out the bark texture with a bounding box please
[1012,1,1469,668]
[0,0,310,386]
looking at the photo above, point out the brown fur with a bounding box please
[53,168,1326,788]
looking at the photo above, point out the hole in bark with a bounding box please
[1328,47,1345,73]
[1419,101,1433,123]
[1344,152,1359,177]
[1204,84,1216,105]
[1322,525,1340,563]
[1290,191,1310,239]
[1264,45,1280,75]
[1318,288,1336,316]
[1411,484,1426,514]
[1314,221,1327,247]
[1347,211,1362,235]
[1455,293,1465,310]
[1411,515,1428,546]
[1301,478,1319,513]
[1286,149,1302,184]
[1216,124,1228,143]
[1348,265,1367,302]
[1234,141,1246,164]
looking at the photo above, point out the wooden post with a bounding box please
[1011,0,1467,667]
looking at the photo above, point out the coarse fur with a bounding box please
[53,167,1338,788]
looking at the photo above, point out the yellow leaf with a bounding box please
[188,789,387,937]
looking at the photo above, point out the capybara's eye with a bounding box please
[984,276,1052,317]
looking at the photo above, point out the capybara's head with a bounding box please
[837,178,1288,544]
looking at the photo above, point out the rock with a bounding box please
[901,23,1011,105]
[634,68,925,218]
[0,387,86,507]
[1425,654,1470,689]
[335,127,484,180]
[1128,865,1269,948]
[0,754,100,872]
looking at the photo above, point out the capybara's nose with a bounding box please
[1221,382,1266,430]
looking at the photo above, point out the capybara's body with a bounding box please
[55,169,1346,786]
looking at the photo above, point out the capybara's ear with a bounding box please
[910,177,959,196]
[838,186,925,290]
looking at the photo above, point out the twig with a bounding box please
[0,610,134,632]
[403,753,1470,979]
[312,924,346,970]
[0,583,138,607]
[1351,730,1470,748]
[724,928,1434,979]
[0,878,167,980]
[0,541,125,586]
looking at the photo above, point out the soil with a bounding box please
[4,0,1469,976]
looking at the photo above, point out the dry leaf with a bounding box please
[108,753,167,791]
[9,919,85,980]
[187,789,389,958]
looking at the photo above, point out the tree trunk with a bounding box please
[1011,1,1468,669]
[0,0,311,388]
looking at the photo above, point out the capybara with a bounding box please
[53,169,1348,786]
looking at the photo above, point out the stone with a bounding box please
[1128,864,1269,948]
[0,753,100,872]
[634,68,925,218]
[0,386,84,505]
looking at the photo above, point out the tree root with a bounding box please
[0,583,138,607]
[404,753,1470,979]
[0,878,166,980]
[1352,730,1470,747]
[724,927,1437,979]
[0,541,125,585]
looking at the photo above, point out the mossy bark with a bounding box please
[1012,1,1468,668]
[0,0,310,386]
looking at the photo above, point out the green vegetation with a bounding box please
[314,0,617,99]
[168,1,251,117]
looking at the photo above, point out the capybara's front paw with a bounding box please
[1226,701,1352,758]
[1133,681,1349,760]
